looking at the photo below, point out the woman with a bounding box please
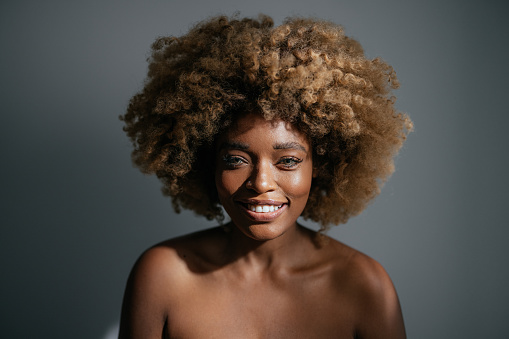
[119,14,412,338]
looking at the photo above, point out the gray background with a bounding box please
[2,0,508,338]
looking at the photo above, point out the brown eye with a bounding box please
[277,157,302,169]
[222,154,245,168]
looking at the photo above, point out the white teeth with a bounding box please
[247,204,283,213]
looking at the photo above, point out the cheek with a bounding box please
[215,170,243,203]
[280,167,313,199]
[214,171,228,202]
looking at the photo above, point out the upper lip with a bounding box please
[238,199,287,206]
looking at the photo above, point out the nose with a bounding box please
[246,160,277,193]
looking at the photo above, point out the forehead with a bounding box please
[219,113,310,148]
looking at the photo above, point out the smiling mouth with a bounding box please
[245,203,284,213]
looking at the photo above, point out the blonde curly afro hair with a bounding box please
[121,14,412,229]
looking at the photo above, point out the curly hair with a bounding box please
[121,14,412,229]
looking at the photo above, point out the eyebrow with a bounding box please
[273,142,307,153]
[218,141,250,151]
[219,141,307,153]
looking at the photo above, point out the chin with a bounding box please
[241,222,290,241]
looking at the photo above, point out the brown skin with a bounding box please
[215,114,314,242]
[119,114,406,338]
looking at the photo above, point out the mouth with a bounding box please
[237,200,287,221]
[245,203,284,213]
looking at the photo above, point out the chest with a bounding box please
[165,273,358,338]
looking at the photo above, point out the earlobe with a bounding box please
[312,167,318,178]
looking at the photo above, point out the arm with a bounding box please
[118,247,172,339]
[353,257,406,339]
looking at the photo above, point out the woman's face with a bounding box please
[215,113,313,241]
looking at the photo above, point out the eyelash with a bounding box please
[221,155,302,169]
[277,157,303,169]
[222,155,245,168]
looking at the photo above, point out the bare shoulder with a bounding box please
[127,227,224,282]
[325,237,406,339]
[118,227,227,339]
[328,239,395,294]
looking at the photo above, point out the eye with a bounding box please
[277,157,302,169]
[222,154,246,168]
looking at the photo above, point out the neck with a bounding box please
[225,222,316,273]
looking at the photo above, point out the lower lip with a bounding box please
[240,203,287,222]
